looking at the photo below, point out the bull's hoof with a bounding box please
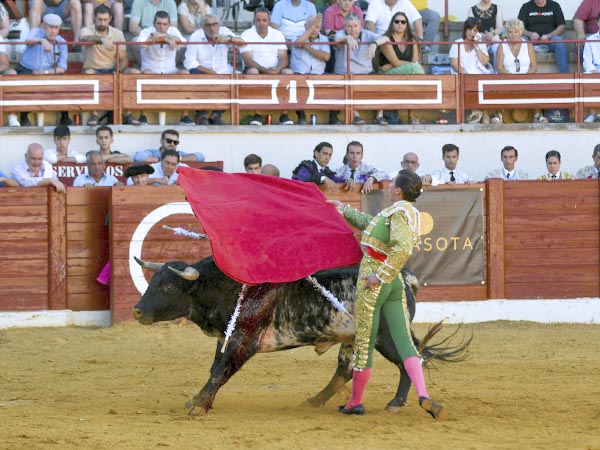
[385,397,407,413]
[185,399,208,416]
[419,397,449,420]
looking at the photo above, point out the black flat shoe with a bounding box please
[419,397,448,420]
[338,404,365,415]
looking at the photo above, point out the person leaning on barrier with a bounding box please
[183,14,244,125]
[333,141,391,193]
[124,164,155,186]
[43,124,87,164]
[290,14,331,125]
[73,150,122,188]
[0,170,18,187]
[11,143,66,193]
[485,146,529,181]
[147,149,183,186]
[575,144,600,179]
[291,141,339,193]
[94,125,131,164]
[538,150,575,180]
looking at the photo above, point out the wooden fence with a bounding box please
[0,179,598,323]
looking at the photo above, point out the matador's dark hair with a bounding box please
[395,169,422,202]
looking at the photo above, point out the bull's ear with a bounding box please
[134,256,165,272]
[168,266,200,281]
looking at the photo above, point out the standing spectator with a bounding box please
[133,129,204,163]
[400,152,420,172]
[574,0,600,43]
[184,14,244,125]
[576,144,600,179]
[43,125,87,164]
[12,143,66,192]
[364,0,423,40]
[80,5,137,126]
[148,149,182,185]
[178,0,211,38]
[270,0,317,41]
[94,125,132,164]
[518,0,568,73]
[410,0,440,52]
[485,146,530,180]
[125,164,155,185]
[29,0,82,42]
[244,153,263,173]
[73,150,122,187]
[422,143,471,186]
[292,141,339,193]
[291,14,330,124]
[241,8,294,125]
[5,14,70,127]
[334,13,389,124]
[0,170,18,187]
[128,0,177,36]
[538,150,575,180]
[582,13,600,121]
[333,141,390,193]
[83,0,124,31]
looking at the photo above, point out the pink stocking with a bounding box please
[345,368,372,409]
[404,356,429,399]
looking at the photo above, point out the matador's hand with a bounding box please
[362,274,381,292]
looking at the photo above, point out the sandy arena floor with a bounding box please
[0,320,599,450]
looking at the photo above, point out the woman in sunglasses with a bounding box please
[373,12,424,125]
[496,18,544,123]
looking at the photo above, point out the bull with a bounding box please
[133,256,468,415]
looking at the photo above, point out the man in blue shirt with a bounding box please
[73,151,122,187]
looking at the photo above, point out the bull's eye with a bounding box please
[162,283,175,292]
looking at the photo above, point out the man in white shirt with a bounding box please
[12,143,66,192]
[485,146,529,181]
[148,149,182,185]
[365,0,423,38]
[576,144,600,179]
[270,0,317,41]
[73,151,121,187]
[137,11,187,74]
[422,143,471,186]
[43,125,87,164]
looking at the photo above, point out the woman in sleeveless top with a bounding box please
[468,0,503,43]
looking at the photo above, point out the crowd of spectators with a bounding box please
[3,1,600,126]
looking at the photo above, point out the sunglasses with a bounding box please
[394,19,407,25]
[165,138,180,145]
[514,58,520,73]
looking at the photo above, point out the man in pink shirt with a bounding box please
[574,0,600,40]
[323,0,364,38]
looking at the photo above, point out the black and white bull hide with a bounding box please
[133,256,462,415]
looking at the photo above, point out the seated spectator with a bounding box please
[582,13,600,122]
[410,0,440,52]
[0,3,9,39]
[29,0,82,42]
[94,125,132,164]
[422,143,471,186]
[450,17,495,124]
[537,150,575,180]
[73,150,122,187]
[244,154,263,173]
[333,141,390,193]
[292,141,339,193]
[574,0,600,44]
[575,144,600,179]
[0,170,18,187]
[468,1,503,45]
[485,145,529,180]
[44,125,87,164]
[324,0,364,39]
[133,129,204,163]
[183,14,244,125]
[400,152,420,173]
[83,0,124,31]
[270,0,317,41]
[334,13,388,125]
[518,0,568,73]
[365,0,422,40]
[124,163,155,185]
[290,14,331,125]
[178,0,211,39]
[261,164,280,176]
[128,0,177,37]
[148,149,182,185]
[12,143,66,192]
[496,18,539,124]
[0,37,11,127]
[373,12,424,125]
[80,5,138,126]
[240,7,294,126]
[5,14,71,127]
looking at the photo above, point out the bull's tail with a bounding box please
[412,321,472,367]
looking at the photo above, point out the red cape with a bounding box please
[177,166,363,284]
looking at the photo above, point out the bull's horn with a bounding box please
[168,266,200,281]
[134,256,164,272]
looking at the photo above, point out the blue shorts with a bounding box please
[44,0,68,21]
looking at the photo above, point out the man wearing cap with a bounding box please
[43,125,87,164]
[73,150,122,187]
[29,0,82,43]
[125,164,155,186]
[4,14,70,127]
